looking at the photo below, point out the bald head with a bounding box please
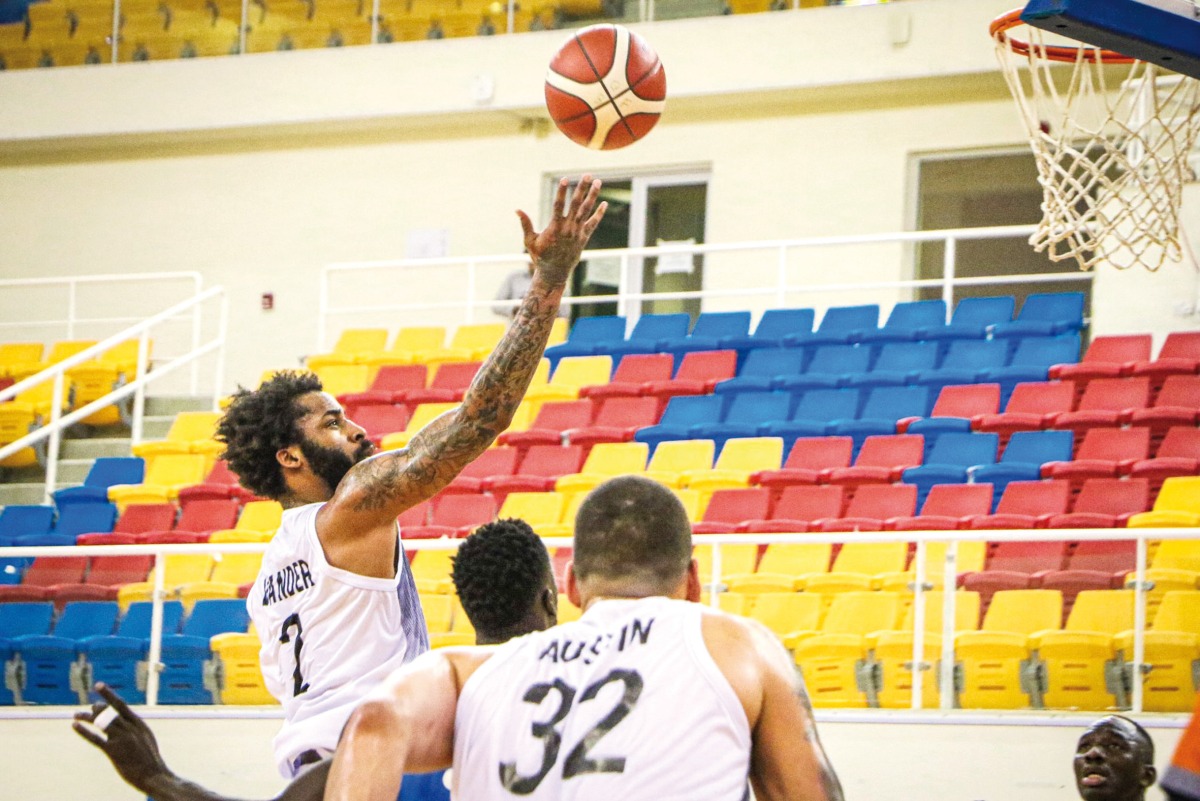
[1075,716,1156,801]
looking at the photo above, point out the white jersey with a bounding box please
[453,597,751,801]
[247,502,428,777]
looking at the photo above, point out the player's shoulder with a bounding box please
[697,602,777,651]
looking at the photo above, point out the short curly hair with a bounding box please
[451,518,553,640]
[215,371,324,500]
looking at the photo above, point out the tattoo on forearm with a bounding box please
[794,672,845,801]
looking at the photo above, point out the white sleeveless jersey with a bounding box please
[246,503,429,777]
[453,597,751,801]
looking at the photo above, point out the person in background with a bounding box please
[1162,694,1200,801]
[492,260,570,320]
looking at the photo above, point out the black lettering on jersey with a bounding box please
[560,640,587,664]
[539,641,560,664]
[261,559,315,606]
[628,617,653,647]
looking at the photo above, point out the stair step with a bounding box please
[60,438,133,460]
[0,483,50,507]
[144,396,215,416]
[55,459,94,484]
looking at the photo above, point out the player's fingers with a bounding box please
[568,175,590,219]
[584,200,608,233]
[551,177,568,219]
[74,709,95,723]
[96,683,136,721]
[516,210,536,247]
[576,179,601,222]
[72,720,108,748]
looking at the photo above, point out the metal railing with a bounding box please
[0,525,1193,715]
[318,224,1093,351]
[0,287,229,503]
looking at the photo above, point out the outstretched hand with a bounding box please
[73,682,170,793]
[516,175,607,288]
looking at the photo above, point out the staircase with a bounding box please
[0,395,215,508]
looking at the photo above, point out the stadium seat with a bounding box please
[955,588,1062,709]
[1115,590,1200,712]
[15,600,120,704]
[785,304,879,348]
[829,385,932,450]
[633,394,725,452]
[778,344,871,392]
[714,347,808,400]
[578,353,672,402]
[1129,331,1200,389]
[1130,427,1200,495]
[495,492,567,537]
[306,328,390,370]
[379,402,458,450]
[967,480,1071,530]
[914,295,1015,342]
[47,501,118,543]
[691,488,771,534]
[1052,377,1152,439]
[499,399,594,451]
[398,361,480,406]
[405,494,496,539]
[177,460,258,507]
[856,300,947,345]
[209,552,264,587]
[0,602,55,714]
[640,349,738,405]
[605,313,691,358]
[684,436,784,494]
[53,457,145,507]
[907,383,1001,439]
[692,391,791,452]
[20,556,87,587]
[719,308,815,358]
[176,581,240,612]
[0,505,55,547]
[1049,334,1153,389]
[0,400,43,470]
[657,311,750,364]
[975,380,1076,443]
[983,335,1083,404]
[210,632,276,704]
[86,554,153,588]
[1042,428,1150,492]
[410,549,455,595]
[485,445,584,501]
[748,592,823,649]
[349,403,410,445]
[0,342,45,380]
[793,591,900,707]
[338,364,428,414]
[752,436,854,492]
[158,598,250,704]
[117,554,215,610]
[544,315,626,366]
[523,355,612,408]
[991,292,1085,339]
[1128,375,1200,444]
[816,483,917,533]
[730,542,833,592]
[913,339,1012,398]
[901,432,999,508]
[356,327,445,368]
[642,439,715,488]
[826,434,924,488]
[175,499,239,535]
[421,323,506,366]
[130,410,222,464]
[802,539,908,595]
[743,484,845,534]
[878,539,988,595]
[1048,478,1151,529]
[847,342,940,389]
[108,453,209,507]
[760,388,863,449]
[889,483,994,531]
[1128,476,1200,528]
[1029,589,1133,709]
[78,600,185,705]
[971,430,1074,501]
[110,503,178,537]
[555,442,649,496]
[867,590,982,709]
[564,396,658,449]
[439,447,519,495]
[692,543,759,587]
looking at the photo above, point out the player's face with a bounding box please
[295,392,375,496]
[1073,720,1153,801]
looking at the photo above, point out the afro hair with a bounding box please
[451,518,553,639]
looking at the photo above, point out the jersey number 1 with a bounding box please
[279,613,310,696]
[498,669,643,795]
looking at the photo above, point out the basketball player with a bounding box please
[216,176,604,778]
[325,475,844,801]
[71,518,560,801]
[1074,716,1157,801]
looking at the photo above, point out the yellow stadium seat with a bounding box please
[0,342,43,379]
[683,437,785,494]
[65,363,125,426]
[108,453,208,508]
[867,590,982,709]
[1125,540,1200,619]
[421,593,454,634]
[359,326,447,368]
[131,411,222,463]
[177,581,240,612]
[421,323,507,366]
[672,488,705,522]
[496,491,566,536]
[450,595,475,637]
[725,573,796,596]
[524,356,613,410]
[1128,477,1200,528]
[0,403,42,469]
[536,492,586,539]
[955,589,1063,709]
[380,402,459,450]
[794,591,901,708]
[1116,590,1200,712]
[876,541,987,596]
[693,543,759,587]
[410,549,455,594]
[750,592,823,649]
[726,543,833,593]
[117,554,216,610]
[10,382,69,418]
[210,552,265,586]
[715,591,750,617]
[557,593,582,623]
[313,364,370,397]
[307,328,390,370]
[800,542,909,612]
[209,529,273,544]
[554,441,648,496]
[24,340,98,376]
[1032,589,1134,711]
[210,632,277,705]
[116,584,154,610]
[643,439,715,488]
[237,500,284,534]
[548,318,568,346]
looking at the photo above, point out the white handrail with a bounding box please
[0,287,229,502]
[0,525,1194,711]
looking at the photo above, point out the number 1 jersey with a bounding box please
[247,502,429,777]
[453,596,751,800]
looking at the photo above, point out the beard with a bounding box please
[300,438,373,496]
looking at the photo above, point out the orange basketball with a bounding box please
[544,24,667,151]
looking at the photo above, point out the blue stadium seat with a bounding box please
[0,602,54,705]
[777,345,871,392]
[914,339,1011,397]
[159,599,250,705]
[901,432,1000,507]
[981,334,1081,404]
[693,391,792,451]
[52,457,145,507]
[846,342,939,389]
[830,386,933,453]
[544,316,626,367]
[991,292,1086,339]
[970,430,1074,508]
[658,311,751,366]
[53,501,118,539]
[761,388,863,451]
[856,300,947,344]
[0,558,28,586]
[719,308,815,359]
[0,505,55,548]
[784,304,880,348]
[915,295,1015,342]
[79,601,186,705]
[14,601,120,705]
[634,394,726,452]
[606,313,691,358]
[713,348,806,396]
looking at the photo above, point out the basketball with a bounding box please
[544,24,667,151]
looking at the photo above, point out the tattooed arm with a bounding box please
[317,177,606,577]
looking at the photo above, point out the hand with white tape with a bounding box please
[73,682,171,793]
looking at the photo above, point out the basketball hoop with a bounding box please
[991,9,1200,272]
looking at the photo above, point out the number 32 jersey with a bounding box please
[453,597,751,800]
[247,502,429,777]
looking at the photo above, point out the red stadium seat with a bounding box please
[1052,377,1152,441]
[1042,427,1151,491]
[404,494,497,539]
[21,556,88,587]
[751,436,854,491]
[692,488,771,534]
[578,353,673,403]
[1049,334,1153,391]
[498,400,594,451]
[400,361,481,405]
[1129,331,1200,389]
[339,364,427,416]
[177,461,257,507]
[438,448,519,496]
[889,483,994,531]
[86,555,153,587]
[1128,375,1200,444]
[174,499,239,535]
[486,445,586,502]
[398,500,432,529]
[975,381,1076,443]
[565,396,659,449]
[826,434,924,488]
[815,483,917,532]
[742,485,846,533]
[353,403,412,445]
[968,480,1070,529]
[1047,478,1150,529]
[113,503,178,535]
[1130,427,1200,494]
[640,350,738,405]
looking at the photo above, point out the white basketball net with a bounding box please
[994,23,1200,271]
